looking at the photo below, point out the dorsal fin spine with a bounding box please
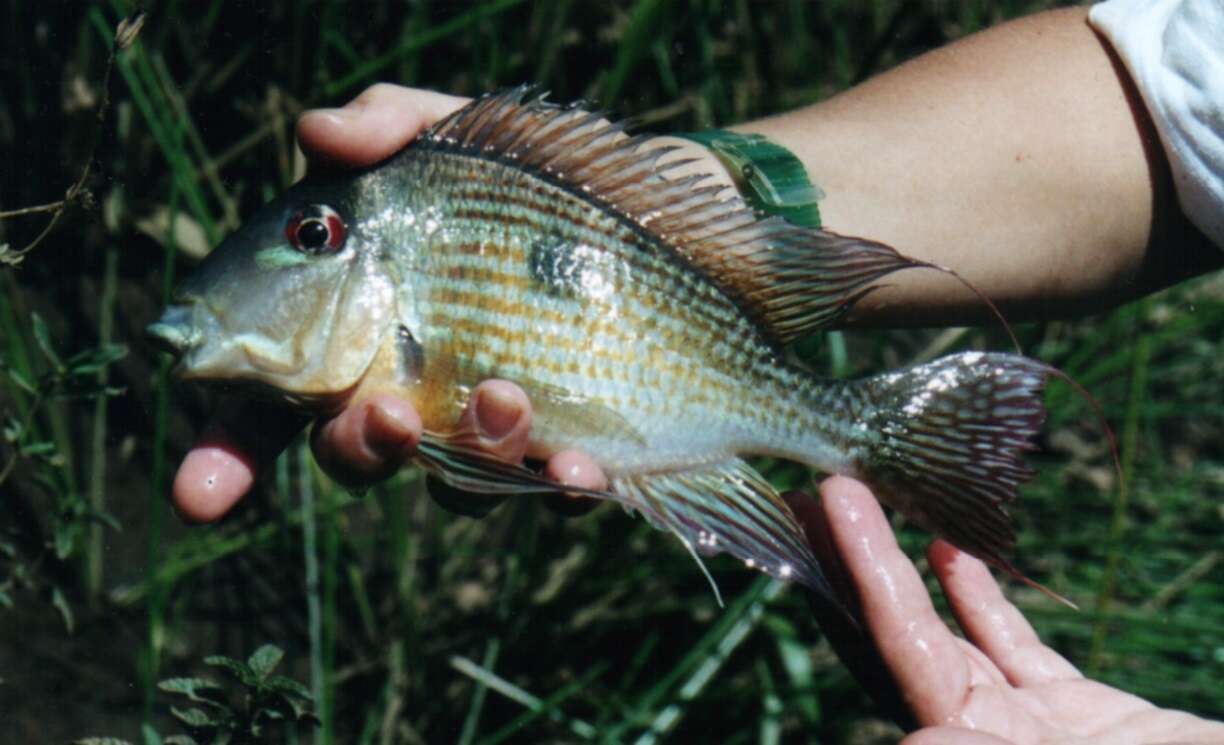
[459,94,508,147]
[496,110,544,156]
[417,87,928,345]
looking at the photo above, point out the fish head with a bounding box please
[147,176,399,408]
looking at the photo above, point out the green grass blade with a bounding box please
[322,0,526,98]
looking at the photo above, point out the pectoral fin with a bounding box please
[518,380,647,451]
[610,459,833,598]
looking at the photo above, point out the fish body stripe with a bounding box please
[368,149,854,468]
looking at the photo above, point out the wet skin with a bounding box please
[796,478,1222,745]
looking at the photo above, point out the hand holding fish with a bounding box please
[171,85,607,523]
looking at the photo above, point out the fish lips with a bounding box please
[146,304,201,357]
[146,304,226,379]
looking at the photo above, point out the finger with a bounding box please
[424,381,532,517]
[173,399,308,523]
[311,394,422,487]
[784,488,917,732]
[819,476,972,726]
[902,726,1017,745]
[782,489,860,614]
[458,380,532,463]
[928,539,1082,687]
[173,435,256,523]
[542,449,606,516]
[297,84,469,168]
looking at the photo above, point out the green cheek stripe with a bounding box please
[255,245,312,269]
[675,130,824,229]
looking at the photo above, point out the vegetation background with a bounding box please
[1,0,1221,742]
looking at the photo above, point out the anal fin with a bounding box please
[610,459,833,599]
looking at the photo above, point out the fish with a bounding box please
[148,85,1065,609]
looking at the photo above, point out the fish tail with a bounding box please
[819,351,1075,607]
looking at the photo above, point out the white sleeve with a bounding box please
[1090,0,1224,250]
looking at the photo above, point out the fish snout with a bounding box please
[146,305,201,357]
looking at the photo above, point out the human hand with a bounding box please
[171,85,606,523]
[792,476,1224,745]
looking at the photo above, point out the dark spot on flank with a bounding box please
[528,232,580,297]
[397,325,424,385]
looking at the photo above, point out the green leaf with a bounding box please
[19,439,57,457]
[162,737,198,745]
[265,675,311,700]
[170,706,217,728]
[281,695,319,723]
[257,708,286,722]
[0,590,12,609]
[86,508,123,532]
[259,689,318,723]
[51,586,74,634]
[247,644,284,680]
[30,313,63,373]
[54,522,76,560]
[72,738,136,745]
[204,655,255,686]
[158,677,227,707]
[2,416,21,442]
[5,369,37,396]
[67,343,128,376]
[140,723,163,745]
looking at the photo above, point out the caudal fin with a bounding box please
[840,352,1075,607]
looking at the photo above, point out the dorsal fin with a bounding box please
[419,85,924,345]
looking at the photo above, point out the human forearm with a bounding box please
[733,7,1220,325]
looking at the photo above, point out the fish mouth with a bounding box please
[146,305,202,357]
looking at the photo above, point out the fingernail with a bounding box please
[556,460,585,486]
[474,387,521,440]
[304,107,359,127]
[366,400,416,456]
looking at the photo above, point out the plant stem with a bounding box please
[87,245,119,603]
[300,444,328,743]
[1089,328,1150,672]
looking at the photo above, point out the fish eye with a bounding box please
[285,205,346,254]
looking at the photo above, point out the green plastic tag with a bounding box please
[676,130,823,229]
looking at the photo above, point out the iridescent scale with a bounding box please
[397,149,813,472]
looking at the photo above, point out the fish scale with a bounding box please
[150,85,1075,607]
[403,152,791,459]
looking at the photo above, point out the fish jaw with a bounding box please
[146,304,201,356]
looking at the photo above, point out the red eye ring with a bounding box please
[285,205,346,254]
